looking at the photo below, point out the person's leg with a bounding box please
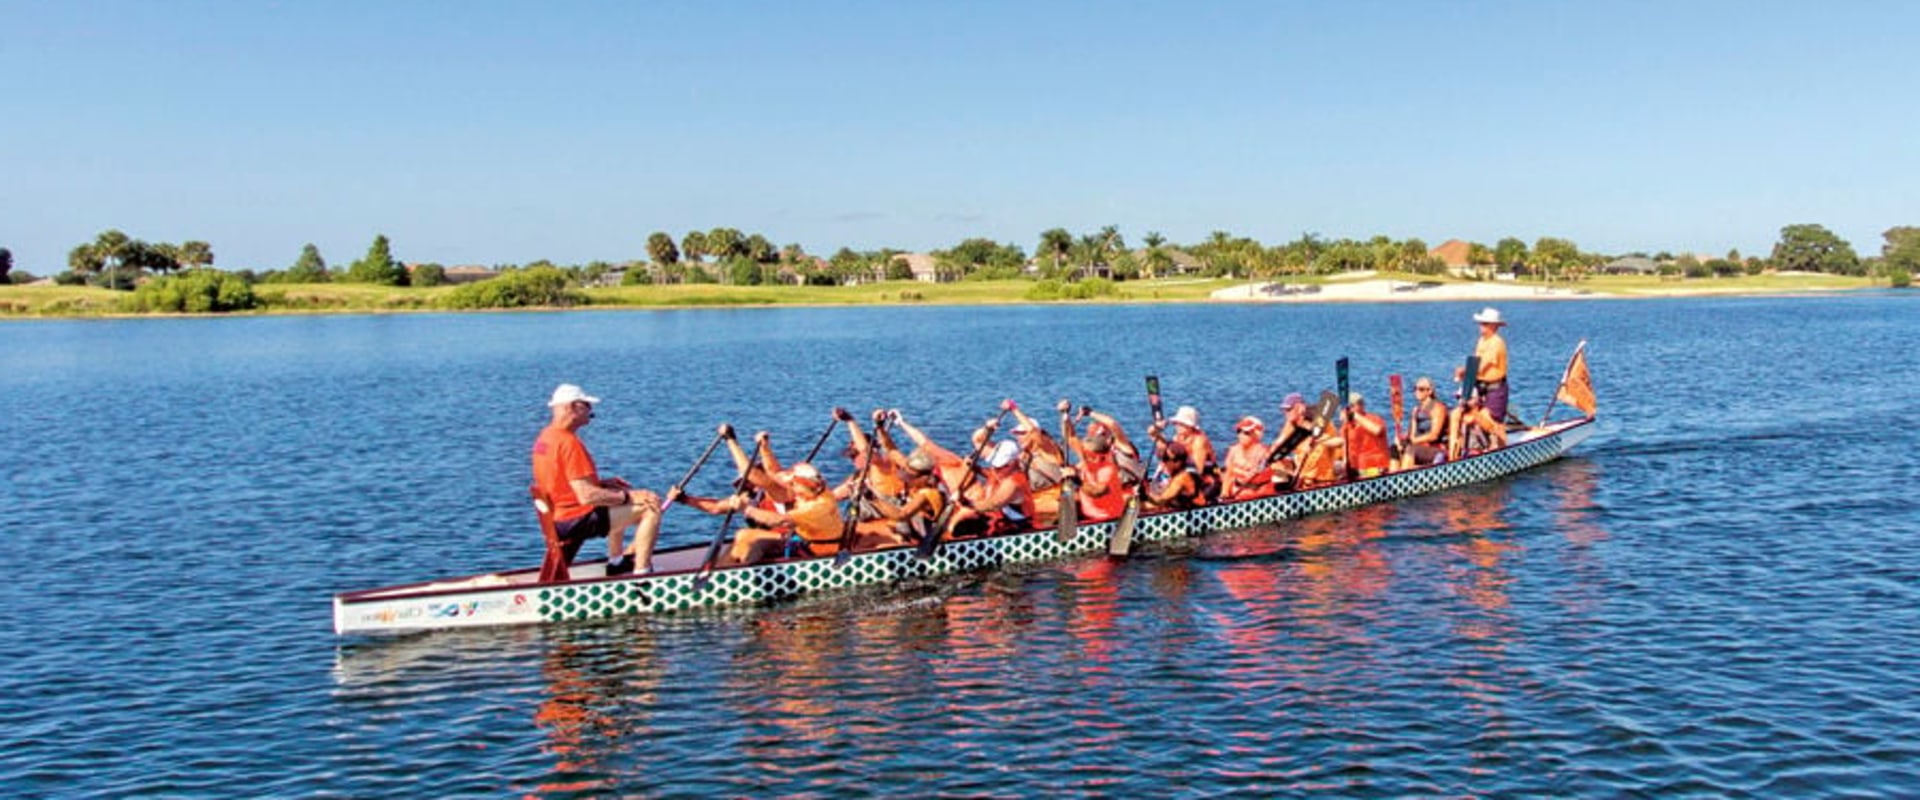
[608,502,663,572]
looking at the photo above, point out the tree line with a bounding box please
[6,222,1914,289]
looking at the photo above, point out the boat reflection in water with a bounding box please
[527,624,663,797]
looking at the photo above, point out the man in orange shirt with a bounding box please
[531,384,663,576]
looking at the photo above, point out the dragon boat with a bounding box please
[334,414,1596,635]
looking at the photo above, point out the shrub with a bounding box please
[1890,268,1912,289]
[411,263,448,287]
[1024,279,1064,300]
[438,267,584,309]
[122,269,255,313]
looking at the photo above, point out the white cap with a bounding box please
[1472,307,1506,325]
[787,462,824,487]
[983,440,1021,468]
[549,384,600,406]
[1172,406,1200,428]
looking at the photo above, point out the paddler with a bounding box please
[863,449,947,544]
[1144,441,1205,510]
[1003,399,1068,525]
[1339,393,1392,478]
[1058,400,1130,522]
[1401,376,1450,468]
[671,462,844,565]
[1151,405,1219,500]
[1219,415,1274,501]
[946,439,1037,539]
[531,384,664,576]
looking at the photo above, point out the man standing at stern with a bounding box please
[1465,307,1511,425]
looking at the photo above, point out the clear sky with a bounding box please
[4,0,1916,272]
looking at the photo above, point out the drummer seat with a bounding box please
[531,485,583,583]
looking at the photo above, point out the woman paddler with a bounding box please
[1219,416,1275,501]
[672,462,845,565]
[947,439,1037,539]
[1145,441,1206,511]
[1058,400,1130,522]
[863,450,946,545]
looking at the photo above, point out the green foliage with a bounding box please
[1882,227,1920,278]
[438,267,584,309]
[346,234,408,285]
[1494,237,1529,272]
[683,264,718,284]
[123,269,255,313]
[646,231,680,267]
[1024,277,1117,301]
[1889,268,1912,289]
[944,237,1027,273]
[286,243,329,282]
[885,258,915,281]
[1705,258,1742,277]
[726,258,763,286]
[54,270,87,286]
[963,265,1027,281]
[1771,224,1860,275]
[0,247,11,283]
[177,240,214,269]
[411,263,448,287]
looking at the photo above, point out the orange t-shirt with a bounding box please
[532,425,599,522]
[1475,332,1509,383]
[1076,453,1130,521]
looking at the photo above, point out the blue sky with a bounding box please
[4,1,1916,271]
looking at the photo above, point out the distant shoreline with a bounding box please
[0,274,1894,319]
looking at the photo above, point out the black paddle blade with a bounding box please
[1145,375,1164,422]
[1108,494,1138,557]
[1462,355,1481,402]
[1336,357,1351,409]
[914,526,945,561]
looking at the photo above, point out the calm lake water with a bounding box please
[3,296,1918,797]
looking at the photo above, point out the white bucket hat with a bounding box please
[1472,307,1506,326]
[548,383,600,406]
[1171,406,1201,428]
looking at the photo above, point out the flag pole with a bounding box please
[1536,339,1588,427]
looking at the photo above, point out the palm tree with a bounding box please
[681,231,708,265]
[1038,228,1072,274]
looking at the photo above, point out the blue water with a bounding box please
[3,296,1918,797]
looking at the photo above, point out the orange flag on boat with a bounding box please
[1557,344,1596,418]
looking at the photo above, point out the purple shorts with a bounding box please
[1479,380,1509,423]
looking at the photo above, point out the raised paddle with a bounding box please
[656,426,729,515]
[1336,357,1351,416]
[694,416,842,588]
[1461,355,1482,404]
[915,409,1012,561]
[1111,374,1164,558]
[1335,358,1354,480]
[1388,374,1405,445]
[832,416,890,567]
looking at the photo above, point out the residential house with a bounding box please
[1429,239,1474,276]
[1600,256,1658,275]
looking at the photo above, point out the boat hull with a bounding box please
[335,418,1594,635]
